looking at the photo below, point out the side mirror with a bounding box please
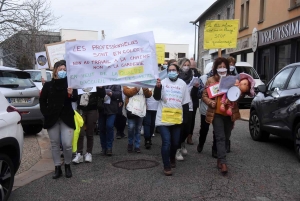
[257,84,267,93]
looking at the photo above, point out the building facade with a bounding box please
[162,43,189,62]
[231,0,300,83]
[60,29,99,41]
[194,0,235,73]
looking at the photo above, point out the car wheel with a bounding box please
[0,153,15,201]
[249,110,270,141]
[22,124,43,134]
[294,122,300,162]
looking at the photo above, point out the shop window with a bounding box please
[165,52,169,58]
[178,53,186,58]
[297,41,300,62]
[258,0,265,23]
[277,44,291,72]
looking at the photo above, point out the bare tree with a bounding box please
[0,0,60,69]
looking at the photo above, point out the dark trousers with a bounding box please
[212,114,233,164]
[77,110,98,154]
[143,110,157,140]
[180,111,193,144]
[189,107,198,135]
[158,125,181,168]
[198,114,210,146]
[114,114,127,135]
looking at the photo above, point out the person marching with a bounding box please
[123,87,152,153]
[39,60,78,179]
[72,87,102,164]
[154,63,190,176]
[202,57,241,174]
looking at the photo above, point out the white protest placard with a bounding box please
[45,40,76,69]
[65,32,159,89]
[35,51,48,69]
[124,69,167,88]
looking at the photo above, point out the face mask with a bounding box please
[217,68,227,77]
[182,66,190,72]
[162,65,168,69]
[168,71,178,80]
[58,70,67,79]
[230,66,235,72]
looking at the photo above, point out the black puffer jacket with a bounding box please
[98,85,122,115]
[39,78,78,129]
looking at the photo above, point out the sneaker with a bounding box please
[175,149,184,161]
[106,149,112,156]
[72,153,83,164]
[134,147,141,153]
[197,144,204,153]
[181,143,188,155]
[152,133,155,137]
[164,167,172,176]
[127,144,133,153]
[84,153,92,163]
[100,149,106,156]
[116,135,121,139]
[145,141,151,149]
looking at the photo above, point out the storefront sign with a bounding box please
[226,36,252,54]
[258,17,300,46]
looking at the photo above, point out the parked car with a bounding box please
[234,62,264,109]
[24,70,53,90]
[249,62,300,161]
[0,66,44,134]
[0,90,24,201]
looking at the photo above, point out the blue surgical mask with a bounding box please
[168,71,178,80]
[58,70,67,79]
[230,66,235,72]
[162,65,168,69]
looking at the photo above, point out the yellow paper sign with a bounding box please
[204,20,239,49]
[118,66,144,77]
[156,44,165,64]
[161,107,182,124]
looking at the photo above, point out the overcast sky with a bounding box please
[50,0,216,58]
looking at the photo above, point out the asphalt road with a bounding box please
[9,115,300,201]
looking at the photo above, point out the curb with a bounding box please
[13,130,53,191]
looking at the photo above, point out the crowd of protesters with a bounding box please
[40,56,243,178]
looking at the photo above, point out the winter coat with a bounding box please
[123,87,152,107]
[202,75,240,124]
[39,78,78,129]
[98,85,122,115]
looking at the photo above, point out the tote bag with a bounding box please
[126,88,146,118]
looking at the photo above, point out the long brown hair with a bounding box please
[53,60,66,79]
[212,57,230,76]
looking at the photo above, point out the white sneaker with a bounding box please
[181,143,188,155]
[72,153,83,164]
[84,153,92,163]
[140,126,144,135]
[176,149,184,161]
[152,133,155,137]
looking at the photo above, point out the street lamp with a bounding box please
[189,21,199,61]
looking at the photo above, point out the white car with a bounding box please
[0,91,23,201]
[24,70,53,90]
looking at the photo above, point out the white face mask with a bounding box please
[182,66,189,72]
[217,68,227,77]
[230,66,235,72]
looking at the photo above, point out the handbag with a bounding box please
[126,88,146,118]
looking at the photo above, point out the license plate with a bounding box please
[8,98,32,104]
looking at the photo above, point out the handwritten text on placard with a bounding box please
[66,32,158,89]
[204,20,239,49]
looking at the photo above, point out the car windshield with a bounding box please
[235,66,259,79]
[0,71,35,88]
[26,71,52,82]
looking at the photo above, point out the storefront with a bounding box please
[253,16,300,83]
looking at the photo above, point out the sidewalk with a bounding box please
[13,109,250,190]
[13,129,54,191]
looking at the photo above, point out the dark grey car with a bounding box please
[0,67,44,134]
[249,62,300,161]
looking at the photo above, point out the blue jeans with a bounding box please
[98,112,116,150]
[143,110,157,139]
[158,125,181,168]
[127,117,143,148]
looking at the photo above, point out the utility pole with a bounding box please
[101,30,105,40]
